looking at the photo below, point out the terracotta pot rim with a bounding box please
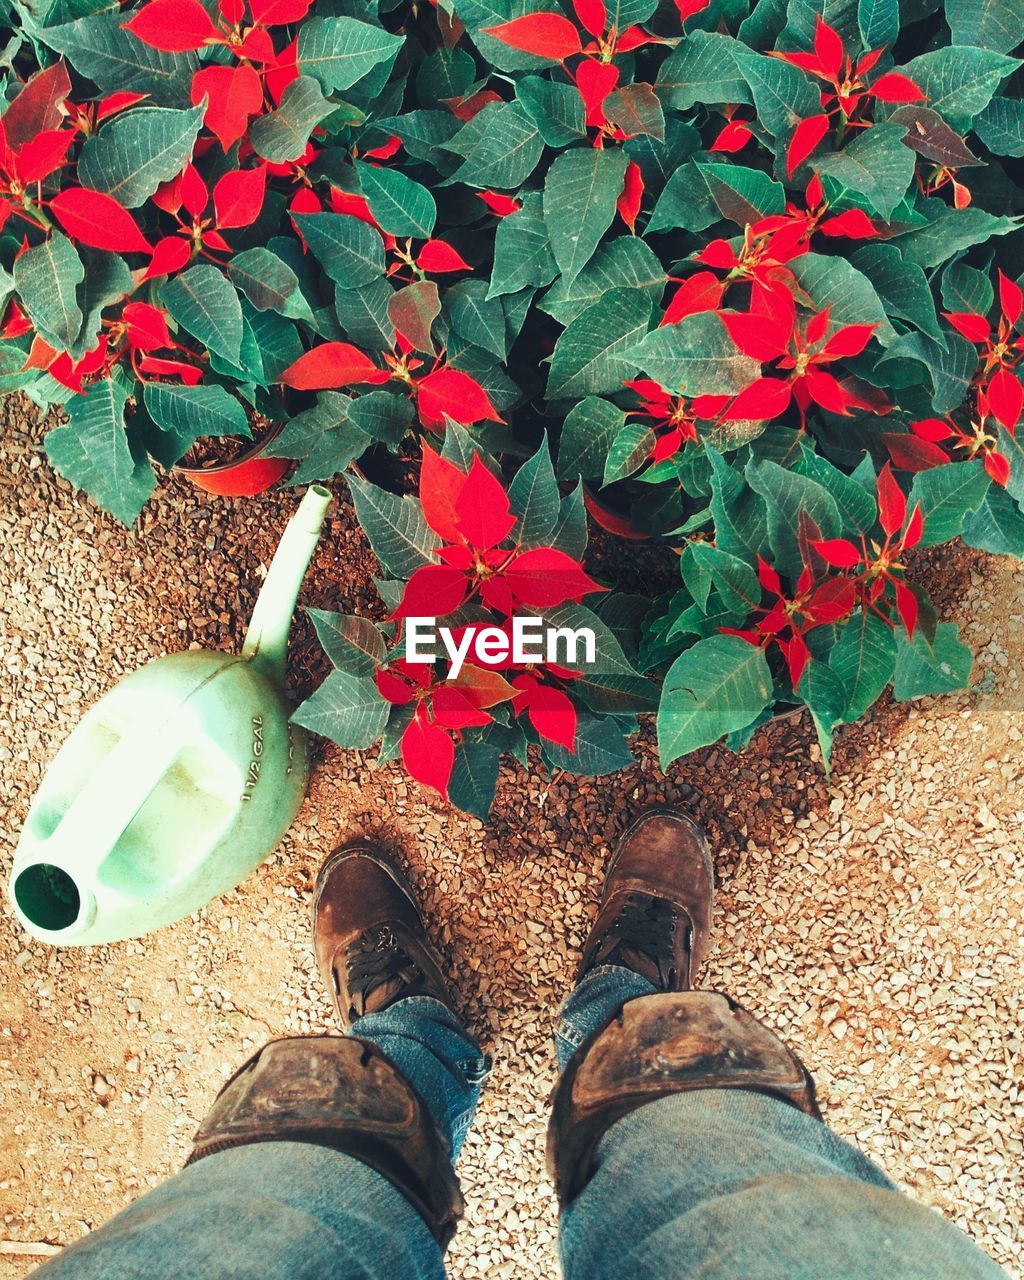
[173,419,285,477]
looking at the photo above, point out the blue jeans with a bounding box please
[36,969,1005,1279]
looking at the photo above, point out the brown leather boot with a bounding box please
[578,806,713,991]
[314,843,455,1030]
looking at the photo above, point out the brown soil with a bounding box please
[1,394,1022,1278]
[178,412,278,471]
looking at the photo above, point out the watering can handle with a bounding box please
[40,715,188,883]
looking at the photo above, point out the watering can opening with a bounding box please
[13,863,82,933]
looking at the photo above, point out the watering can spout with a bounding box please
[241,485,332,683]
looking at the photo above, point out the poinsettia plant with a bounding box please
[2,0,1023,810]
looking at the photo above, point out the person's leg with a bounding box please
[551,808,1007,1280]
[35,846,489,1280]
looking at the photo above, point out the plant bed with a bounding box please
[176,417,290,495]
[1,0,1022,815]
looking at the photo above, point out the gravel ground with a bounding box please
[1,393,1022,1277]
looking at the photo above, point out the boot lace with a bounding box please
[594,893,688,988]
[343,926,425,1019]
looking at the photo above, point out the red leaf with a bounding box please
[984,449,1011,487]
[986,368,1023,432]
[213,165,266,229]
[804,367,849,413]
[249,0,313,23]
[709,119,753,153]
[265,37,299,104]
[818,208,877,238]
[97,91,149,121]
[806,577,856,624]
[523,681,577,750]
[911,417,954,443]
[999,270,1023,327]
[877,462,906,537]
[122,302,171,351]
[49,188,152,254]
[143,235,192,280]
[419,442,466,543]
[477,190,521,217]
[4,62,71,149]
[813,15,844,79]
[364,134,402,161]
[503,547,604,608]
[191,63,263,151]
[280,342,388,390]
[616,160,644,233]
[943,311,990,343]
[401,710,454,800]
[821,323,877,359]
[883,433,949,471]
[782,632,811,689]
[416,239,471,273]
[417,367,502,430]
[393,564,470,619]
[454,455,515,551]
[448,88,503,121]
[573,0,606,37]
[376,668,415,704]
[720,309,789,360]
[482,13,583,59]
[430,687,491,731]
[14,129,74,184]
[787,113,830,179]
[575,59,619,126]
[181,162,208,217]
[661,271,722,325]
[870,72,925,103]
[903,503,924,548]
[673,0,711,22]
[123,0,221,52]
[810,538,861,567]
[894,580,918,638]
[137,355,203,384]
[723,376,793,421]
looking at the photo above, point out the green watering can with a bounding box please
[9,485,332,946]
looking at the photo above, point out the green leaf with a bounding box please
[909,461,990,545]
[895,201,1019,270]
[796,445,877,533]
[44,379,155,526]
[552,482,588,558]
[789,252,896,345]
[829,608,897,721]
[448,738,501,819]
[508,443,560,547]
[604,83,666,141]
[975,96,1024,156]
[745,457,841,577]
[557,396,627,480]
[815,123,915,220]
[42,13,197,104]
[292,670,389,748]
[347,473,439,577]
[797,658,847,768]
[647,162,718,235]
[347,390,415,446]
[733,46,819,138]
[143,382,249,462]
[903,47,1020,128]
[446,280,508,360]
[229,247,315,322]
[543,713,636,775]
[540,237,664,327]
[355,159,436,239]
[13,232,83,352]
[946,0,1024,55]
[629,311,760,397]
[297,213,386,288]
[858,0,898,49]
[656,30,751,111]
[695,162,785,226]
[604,423,653,485]
[307,609,386,677]
[72,250,133,363]
[296,17,402,92]
[997,426,1024,505]
[851,243,944,344]
[962,483,1024,556]
[547,287,653,400]
[290,422,371,483]
[517,76,586,146]
[163,265,243,365]
[892,623,973,700]
[543,148,629,286]
[76,105,203,208]
[707,444,768,565]
[688,542,761,614]
[941,261,993,315]
[658,634,773,767]
[335,278,395,348]
[250,76,333,164]
[446,100,544,188]
[487,191,558,299]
